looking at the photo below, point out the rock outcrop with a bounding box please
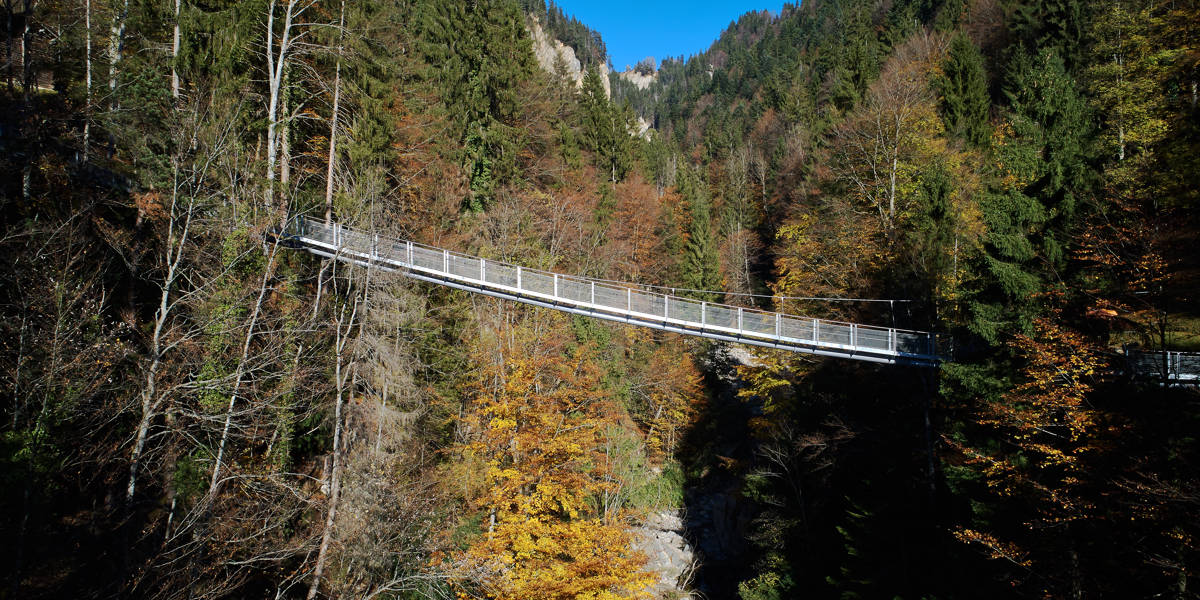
[619,68,657,90]
[632,510,695,599]
[527,17,610,99]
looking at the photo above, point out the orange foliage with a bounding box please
[947,317,1118,575]
[608,174,672,283]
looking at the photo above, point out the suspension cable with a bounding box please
[582,275,916,303]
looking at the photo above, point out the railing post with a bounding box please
[627,288,632,311]
[813,318,820,343]
[407,241,413,266]
[738,307,744,331]
[775,313,780,338]
[480,258,486,282]
[516,266,522,290]
[553,273,558,297]
[664,294,669,319]
[701,302,706,327]
[889,329,896,353]
[442,249,448,273]
[334,223,340,248]
[849,323,856,348]
[372,234,379,262]
[590,281,595,305]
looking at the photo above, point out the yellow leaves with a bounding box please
[452,336,651,599]
[953,528,1033,568]
[488,417,517,432]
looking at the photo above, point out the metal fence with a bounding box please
[284,217,942,364]
[1125,348,1200,382]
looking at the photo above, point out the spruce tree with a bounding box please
[678,167,722,299]
[968,48,1092,343]
[939,33,990,147]
[580,66,634,182]
[416,0,533,210]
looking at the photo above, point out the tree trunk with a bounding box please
[5,0,13,92]
[209,245,278,494]
[265,0,298,209]
[1118,124,1125,161]
[107,0,130,104]
[888,155,897,224]
[20,0,34,106]
[171,0,181,100]
[324,0,345,225]
[1070,548,1082,600]
[307,283,361,600]
[280,64,291,193]
[127,165,194,503]
[83,0,91,159]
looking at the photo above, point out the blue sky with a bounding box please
[552,0,788,71]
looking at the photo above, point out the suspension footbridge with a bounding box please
[277,217,944,366]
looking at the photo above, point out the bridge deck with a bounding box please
[280,217,943,366]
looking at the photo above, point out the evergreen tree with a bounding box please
[1008,0,1092,72]
[939,33,990,147]
[906,160,958,308]
[580,66,634,182]
[678,167,722,298]
[967,48,1092,344]
[416,0,534,210]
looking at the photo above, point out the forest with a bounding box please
[0,0,1197,598]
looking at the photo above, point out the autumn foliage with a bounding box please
[456,335,652,599]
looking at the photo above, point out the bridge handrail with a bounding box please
[284,216,944,362]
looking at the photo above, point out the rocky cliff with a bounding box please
[619,68,657,90]
[527,16,611,99]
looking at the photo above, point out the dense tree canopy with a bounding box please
[2,0,1198,598]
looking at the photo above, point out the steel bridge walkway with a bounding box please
[278,217,943,366]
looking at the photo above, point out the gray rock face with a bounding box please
[632,510,695,599]
[527,16,610,99]
[619,69,657,90]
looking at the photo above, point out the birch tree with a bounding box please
[324,0,344,224]
[307,260,362,600]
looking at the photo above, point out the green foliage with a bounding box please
[738,563,796,600]
[580,67,636,182]
[967,48,1092,344]
[343,1,402,171]
[417,0,534,210]
[677,167,722,299]
[939,34,991,147]
[1008,0,1092,72]
[604,427,685,510]
[906,160,957,305]
[174,449,213,504]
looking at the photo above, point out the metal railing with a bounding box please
[280,217,943,366]
[1124,348,1200,383]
